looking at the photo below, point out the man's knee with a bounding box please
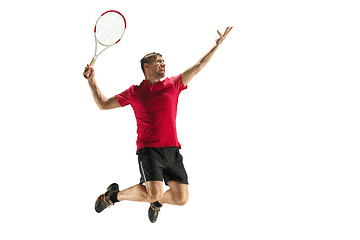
[175,193,189,206]
[168,181,189,206]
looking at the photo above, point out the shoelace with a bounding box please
[150,203,161,212]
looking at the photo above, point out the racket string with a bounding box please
[96,12,125,46]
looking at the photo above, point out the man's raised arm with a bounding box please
[181,27,232,86]
[83,65,122,110]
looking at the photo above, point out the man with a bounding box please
[83,27,232,223]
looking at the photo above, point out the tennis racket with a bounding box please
[84,10,126,78]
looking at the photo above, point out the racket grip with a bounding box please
[83,57,97,78]
[90,57,97,67]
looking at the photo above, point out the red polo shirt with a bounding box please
[115,74,187,151]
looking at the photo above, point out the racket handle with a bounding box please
[90,57,97,67]
[83,57,97,78]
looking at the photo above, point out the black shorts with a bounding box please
[137,147,188,186]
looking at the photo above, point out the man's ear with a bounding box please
[143,63,150,77]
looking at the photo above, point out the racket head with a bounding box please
[94,10,126,46]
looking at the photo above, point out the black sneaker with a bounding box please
[148,202,162,223]
[95,183,119,213]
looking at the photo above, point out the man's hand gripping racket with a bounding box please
[83,10,126,79]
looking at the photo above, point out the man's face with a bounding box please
[148,55,165,78]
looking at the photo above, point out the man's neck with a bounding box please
[146,75,162,85]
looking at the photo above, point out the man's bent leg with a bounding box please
[117,181,163,203]
[158,181,189,206]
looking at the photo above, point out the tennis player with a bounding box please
[83,27,232,223]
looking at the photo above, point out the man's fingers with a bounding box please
[83,65,94,79]
[224,27,232,36]
[217,27,232,39]
[84,65,94,73]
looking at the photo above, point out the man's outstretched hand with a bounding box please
[216,27,233,46]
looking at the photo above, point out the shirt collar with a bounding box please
[141,79,162,87]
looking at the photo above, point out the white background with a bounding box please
[1,0,359,239]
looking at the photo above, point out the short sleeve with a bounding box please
[169,74,187,93]
[115,87,131,107]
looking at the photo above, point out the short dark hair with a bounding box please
[140,52,162,74]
